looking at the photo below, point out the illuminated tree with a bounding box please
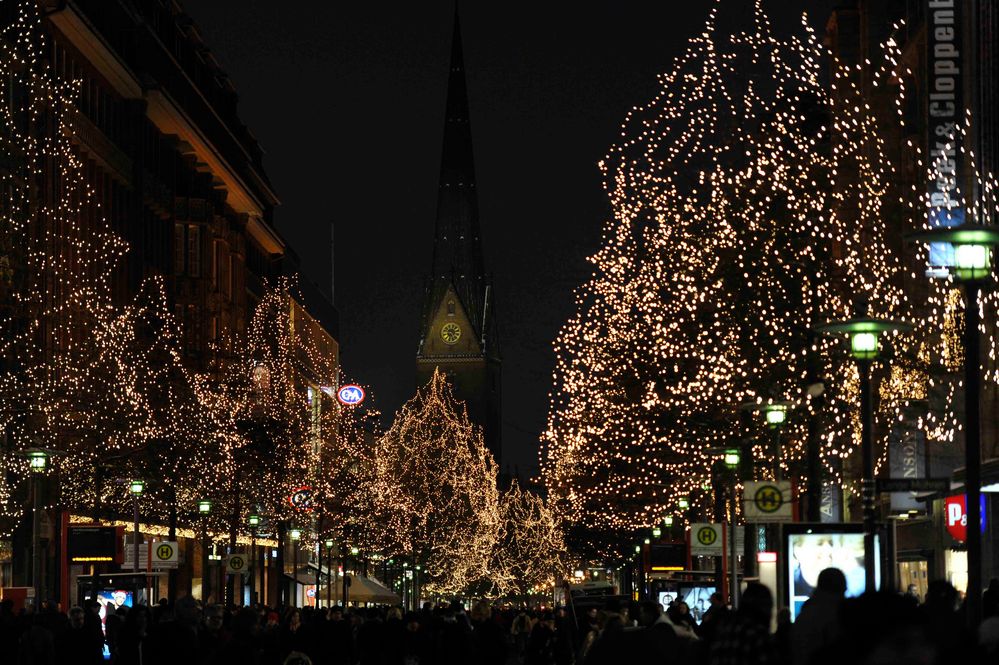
[542,1,935,556]
[0,0,202,533]
[193,279,343,545]
[490,480,568,598]
[370,369,500,596]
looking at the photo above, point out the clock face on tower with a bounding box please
[440,322,462,345]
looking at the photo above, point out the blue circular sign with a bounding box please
[337,385,365,406]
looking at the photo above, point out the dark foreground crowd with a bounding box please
[7,571,999,665]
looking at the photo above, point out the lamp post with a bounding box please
[129,480,144,578]
[906,223,999,624]
[20,449,49,610]
[290,528,302,608]
[248,512,260,606]
[723,448,741,607]
[341,544,357,612]
[759,403,789,480]
[740,400,789,576]
[198,499,213,603]
[324,538,334,608]
[816,303,911,594]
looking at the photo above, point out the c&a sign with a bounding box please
[944,494,986,542]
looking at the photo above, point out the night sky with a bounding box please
[183,1,838,478]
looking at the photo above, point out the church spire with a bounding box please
[416,7,501,464]
[423,6,487,347]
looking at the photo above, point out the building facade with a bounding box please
[0,0,339,609]
[825,0,999,598]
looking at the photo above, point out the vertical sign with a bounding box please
[889,426,926,511]
[926,0,963,273]
[820,481,843,523]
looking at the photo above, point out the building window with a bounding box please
[174,223,185,275]
[447,300,455,316]
[212,239,222,289]
[187,225,201,278]
[175,224,203,277]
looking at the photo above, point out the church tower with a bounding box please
[416,9,501,463]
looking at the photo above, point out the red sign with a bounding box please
[287,486,314,512]
[945,494,987,542]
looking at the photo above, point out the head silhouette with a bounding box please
[815,567,847,596]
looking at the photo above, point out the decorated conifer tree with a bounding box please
[370,369,500,596]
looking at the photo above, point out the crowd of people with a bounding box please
[6,572,999,664]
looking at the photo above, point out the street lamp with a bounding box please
[290,528,302,608]
[652,526,662,539]
[324,538,335,608]
[663,515,674,528]
[677,496,690,510]
[763,404,787,428]
[197,499,213,603]
[247,512,261,605]
[723,449,741,470]
[744,401,791,473]
[18,448,53,609]
[906,223,999,624]
[816,302,911,594]
[716,448,741,606]
[129,480,144,575]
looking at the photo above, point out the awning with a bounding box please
[284,564,331,586]
[317,575,400,605]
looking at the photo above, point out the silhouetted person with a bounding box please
[145,595,201,665]
[469,601,506,665]
[638,600,682,660]
[698,592,730,646]
[56,606,103,665]
[117,605,154,665]
[526,611,558,665]
[708,583,777,665]
[791,567,846,665]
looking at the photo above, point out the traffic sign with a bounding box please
[152,541,179,569]
[743,481,793,523]
[226,553,248,575]
[690,523,723,556]
[288,486,315,512]
[876,478,949,493]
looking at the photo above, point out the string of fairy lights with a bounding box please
[541,0,995,557]
[0,0,564,600]
[368,369,566,597]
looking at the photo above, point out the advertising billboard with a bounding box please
[657,585,716,624]
[97,588,134,659]
[784,525,880,620]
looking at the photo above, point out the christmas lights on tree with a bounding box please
[490,479,568,598]
[541,1,945,556]
[369,369,500,596]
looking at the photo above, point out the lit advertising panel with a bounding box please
[784,525,879,620]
